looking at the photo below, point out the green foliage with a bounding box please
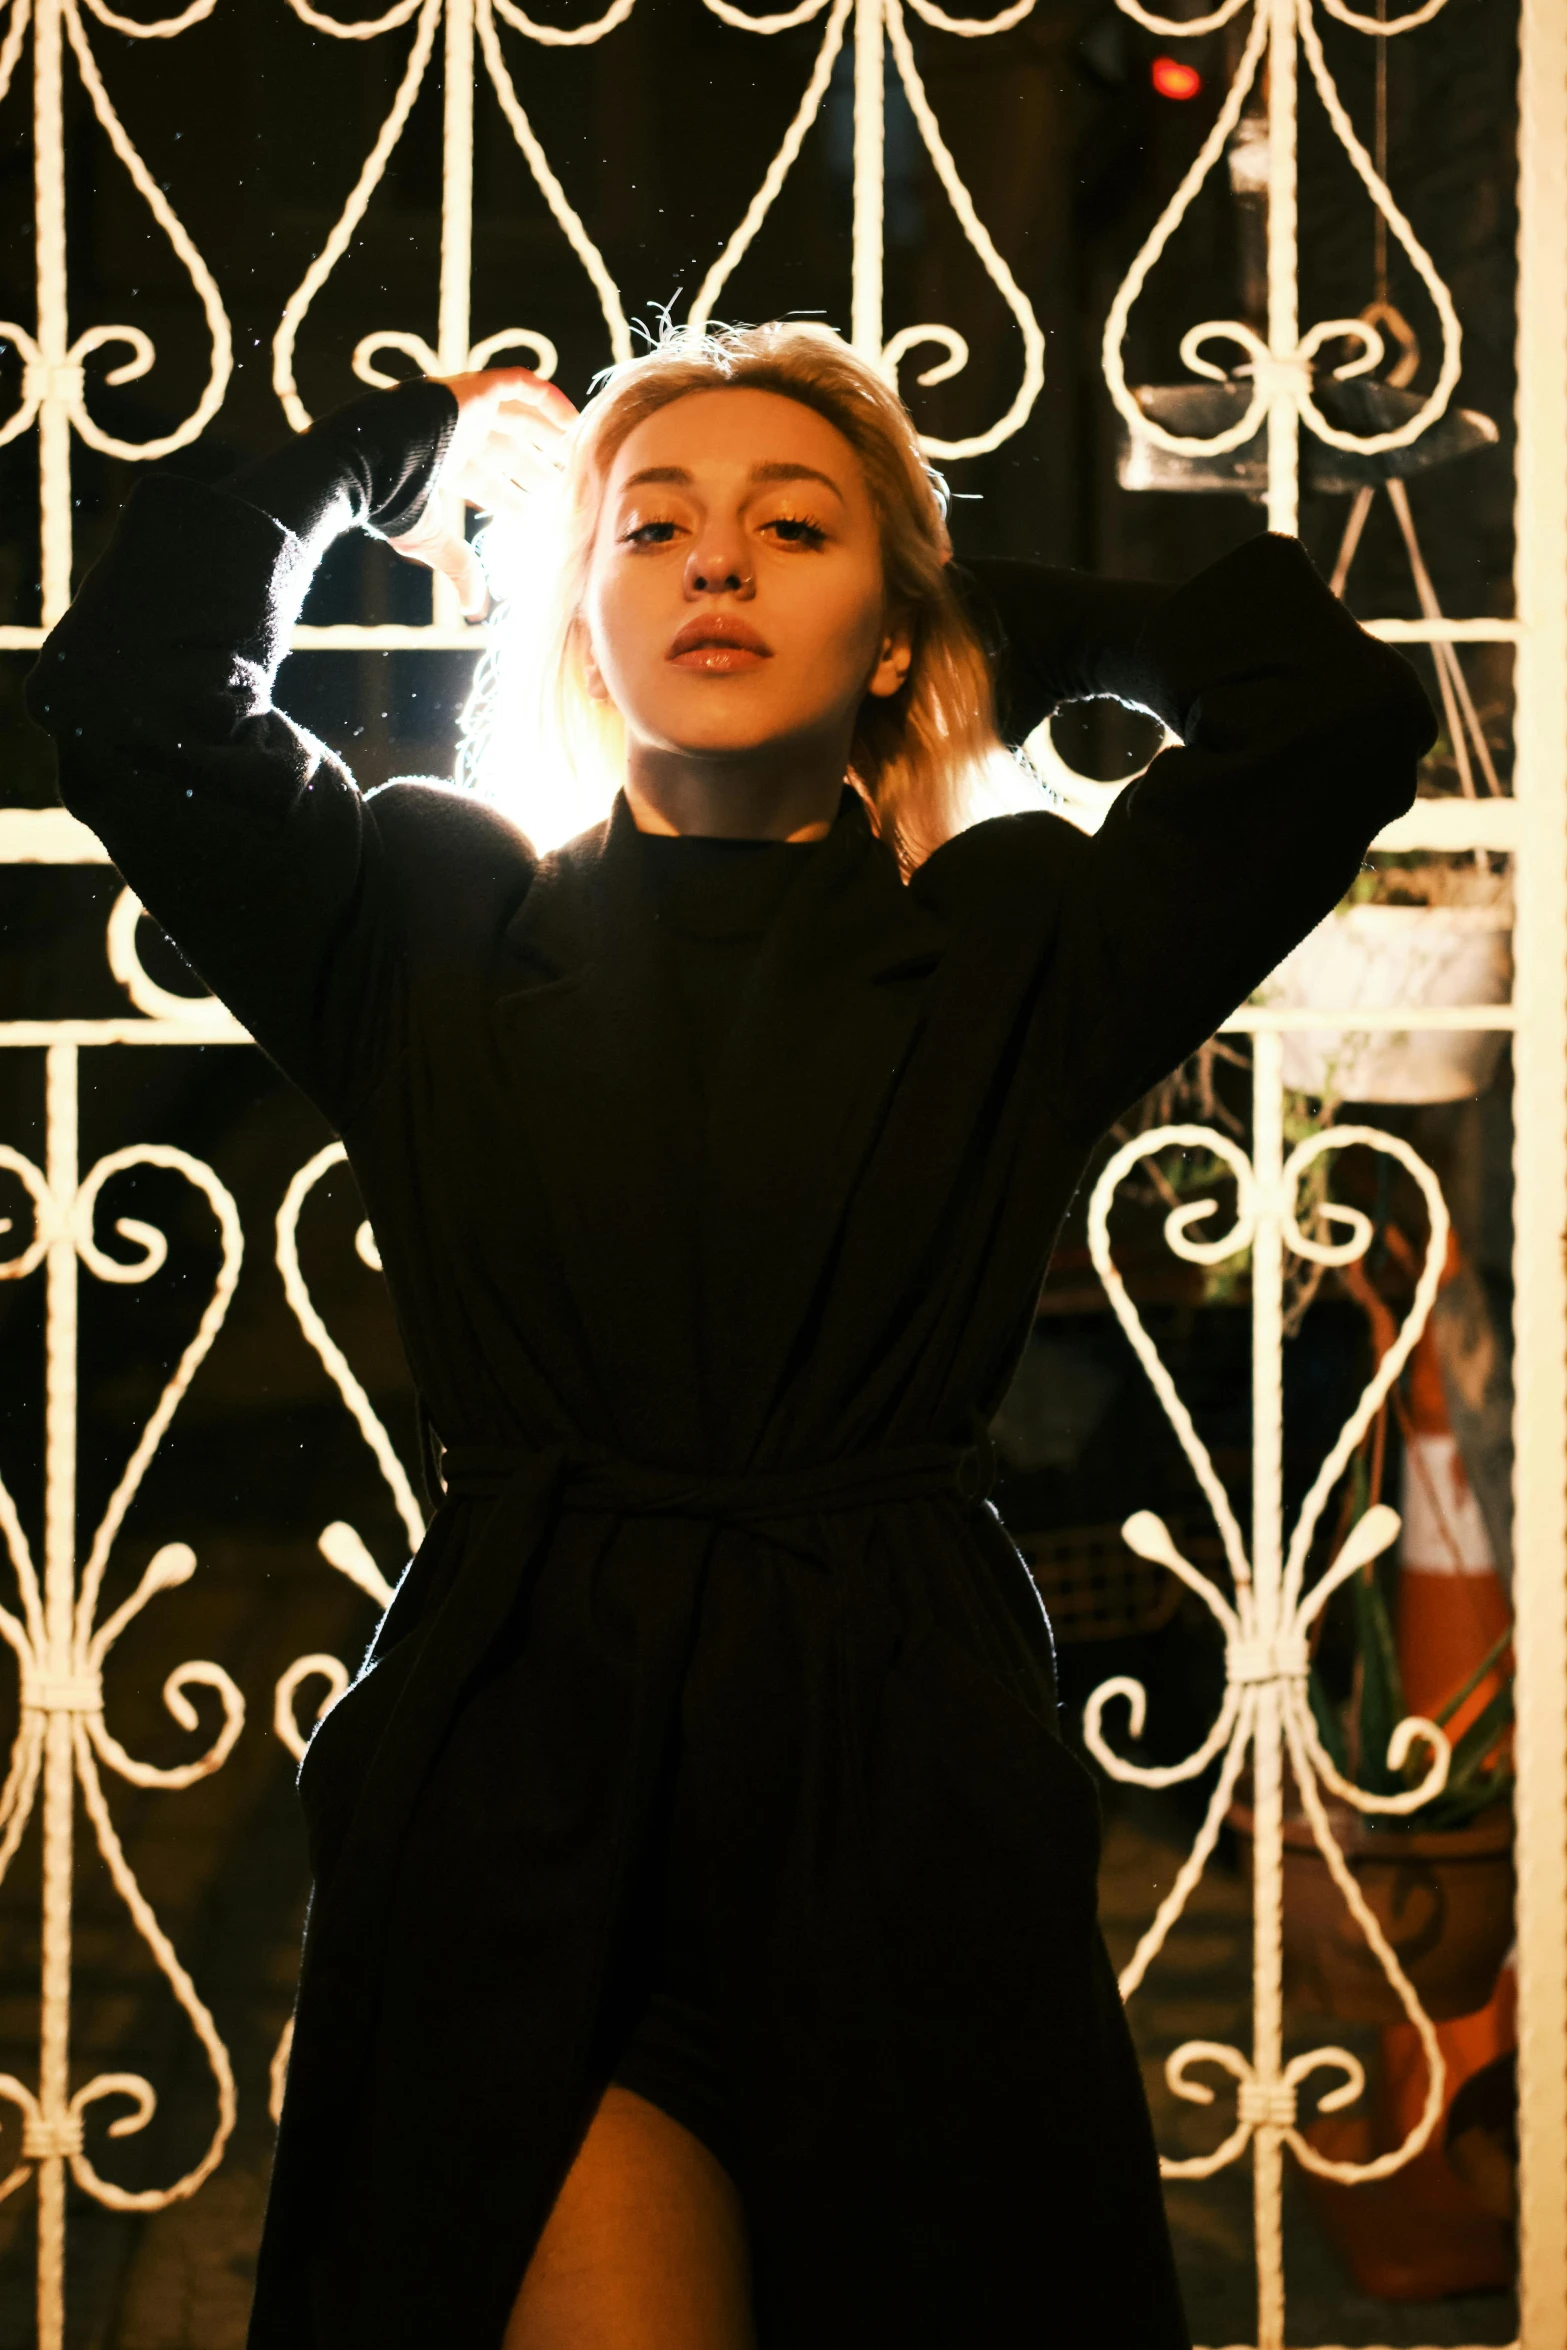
[1306,1552,1514,1834]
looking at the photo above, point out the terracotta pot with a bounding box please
[1228,1802,1514,2023]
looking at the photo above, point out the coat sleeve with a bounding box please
[953,556,1169,745]
[23,385,465,1128]
[924,534,1437,1136]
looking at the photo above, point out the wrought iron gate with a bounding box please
[0,0,1562,2341]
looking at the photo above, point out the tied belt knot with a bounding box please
[435,1435,995,1521]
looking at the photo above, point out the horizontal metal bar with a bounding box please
[0,801,1527,868]
[0,617,1527,657]
[0,622,488,652]
[0,810,110,862]
[0,1019,250,1046]
[0,1005,1518,1047]
[1361,618,1523,643]
[288,623,486,651]
[1371,796,1518,850]
[1223,1003,1516,1031]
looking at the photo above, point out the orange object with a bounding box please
[1302,1972,1516,2299]
[1150,55,1202,99]
[1300,1251,1516,2295]
[1396,1305,1512,1751]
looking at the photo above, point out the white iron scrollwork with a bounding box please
[1,0,232,627]
[1103,0,1462,538]
[0,1045,242,2347]
[685,0,1046,457]
[1085,1032,1458,2346]
[266,1141,424,2122]
[270,0,1047,520]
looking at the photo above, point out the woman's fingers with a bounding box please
[437,370,573,515]
[384,364,579,614]
[480,420,564,483]
[436,365,578,433]
[421,527,489,618]
[464,461,535,520]
[442,535,490,619]
[384,502,490,617]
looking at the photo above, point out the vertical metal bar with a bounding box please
[1257,3,1296,2311]
[1252,1039,1285,1650]
[851,0,884,363]
[37,1043,78,2350]
[1512,0,1567,2337]
[1264,0,1299,539]
[439,0,474,374]
[433,0,475,631]
[34,0,73,627]
[1249,1026,1287,2350]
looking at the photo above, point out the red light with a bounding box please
[1151,55,1203,99]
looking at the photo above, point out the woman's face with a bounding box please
[581,388,911,770]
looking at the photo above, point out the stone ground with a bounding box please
[0,1611,1521,2348]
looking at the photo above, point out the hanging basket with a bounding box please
[1118,376,1498,498]
[1258,900,1512,1104]
[1229,1801,1514,2023]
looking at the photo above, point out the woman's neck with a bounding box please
[623,740,846,842]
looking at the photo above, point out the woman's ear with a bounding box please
[579,623,611,705]
[866,613,914,701]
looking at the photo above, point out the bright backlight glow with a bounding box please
[456,501,621,855]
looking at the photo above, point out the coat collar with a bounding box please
[697,793,947,1451]
[497,790,949,1460]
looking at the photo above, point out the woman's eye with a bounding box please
[623,519,681,547]
[761,516,828,548]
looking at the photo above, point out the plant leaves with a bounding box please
[1441,1683,1515,1790]
[1433,1621,1514,1731]
[1354,1561,1406,1797]
[1308,1662,1349,1775]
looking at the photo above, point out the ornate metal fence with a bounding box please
[0,0,1562,2343]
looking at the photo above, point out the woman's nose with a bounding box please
[684,531,753,597]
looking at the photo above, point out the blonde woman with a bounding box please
[29,326,1432,2350]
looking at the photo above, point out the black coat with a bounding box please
[28,452,1433,2350]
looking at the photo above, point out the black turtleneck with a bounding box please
[634,830,817,1087]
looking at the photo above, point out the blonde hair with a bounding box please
[458,321,1037,869]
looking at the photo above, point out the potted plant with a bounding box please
[1232,1354,1515,2026]
[1231,1637,1512,2025]
[1256,854,1512,1108]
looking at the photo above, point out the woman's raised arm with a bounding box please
[939,536,1436,1138]
[24,372,570,1129]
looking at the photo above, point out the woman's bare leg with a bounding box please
[502,2085,759,2350]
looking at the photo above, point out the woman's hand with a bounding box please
[386,366,579,618]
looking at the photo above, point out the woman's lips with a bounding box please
[666,616,772,673]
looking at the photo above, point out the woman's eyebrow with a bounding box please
[617,460,846,498]
[749,461,844,500]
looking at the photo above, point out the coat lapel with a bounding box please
[702,794,948,1455]
[494,798,708,1457]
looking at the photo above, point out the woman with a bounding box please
[27,323,1433,2350]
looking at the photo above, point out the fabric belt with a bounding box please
[287,1428,993,2184]
[437,1437,993,1521]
